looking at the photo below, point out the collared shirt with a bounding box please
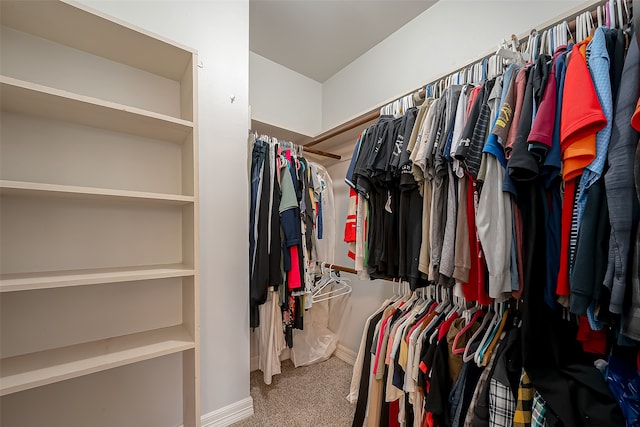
[489,378,516,427]
[576,27,613,227]
[513,370,534,427]
[463,331,506,427]
[531,391,549,427]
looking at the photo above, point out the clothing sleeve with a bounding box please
[528,61,557,160]
[477,155,513,299]
[603,32,640,314]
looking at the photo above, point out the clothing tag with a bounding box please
[385,191,393,213]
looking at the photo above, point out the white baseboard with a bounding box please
[200,397,254,427]
[334,343,357,365]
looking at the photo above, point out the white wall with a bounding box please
[250,52,322,136]
[321,0,585,130]
[76,0,251,423]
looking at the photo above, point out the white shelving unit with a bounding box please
[0,1,200,426]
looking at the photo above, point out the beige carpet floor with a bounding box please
[233,356,356,427]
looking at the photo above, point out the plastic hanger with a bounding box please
[539,30,548,56]
[432,308,458,345]
[610,1,617,30]
[581,12,587,40]
[524,31,537,61]
[426,285,452,343]
[451,309,484,354]
[474,301,501,365]
[564,20,574,44]
[496,45,526,67]
[445,289,460,320]
[586,11,595,37]
[576,14,583,42]
[486,56,494,80]
[616,0,625,29]
[475,301,509,365]
[621,0,630,28]
[597,5,603,27]
[388,279,398,302]
[524,31,534,59]
[394,281,412,306]
[462,307,492,363]
[405,285,419,308]
[478,306,510,366]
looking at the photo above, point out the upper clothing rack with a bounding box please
[250,131,342,160]
[304,0,626,154]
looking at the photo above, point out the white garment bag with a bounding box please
[291,269,351,367]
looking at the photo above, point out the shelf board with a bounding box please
[0,180,194,205]
[0,0,195,81]
[0,264,195,293]
[0,76,193,143]
[0,325,195,396]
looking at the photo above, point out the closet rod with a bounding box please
[321,263,399,283]
[304,0,618,150]
[253,131,342,159]
[305,88,426,149]
[322,263,357,275]
[303,146,341,160]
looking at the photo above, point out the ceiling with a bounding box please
[250,0,438,83]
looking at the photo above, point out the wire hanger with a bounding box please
[311,265,352,303]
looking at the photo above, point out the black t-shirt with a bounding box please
[424,336,453,426]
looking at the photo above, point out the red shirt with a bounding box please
[560,41,606,181]
[631,97,640,131]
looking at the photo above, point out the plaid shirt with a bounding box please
[463,332,506,427]
[531,391,549,427]
[513,370,534,427]
[489,377,516,427]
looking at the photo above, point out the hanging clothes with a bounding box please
[249,136,338,382]
[345,18,639,426]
